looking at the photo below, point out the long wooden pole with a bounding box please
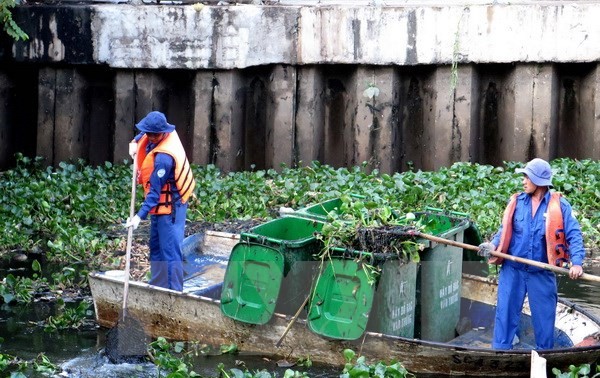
[411,231,600,283]
[275,295,310,347]
[122,154,137,320]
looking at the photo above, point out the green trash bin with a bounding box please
[367,257,417,338]
[413,210,470,342]
[306,246,418,340]
[296,197,345,220]
[305,206,431,340]
[294,194,365,221]
[307,248,379,340]
[220,217,324,324]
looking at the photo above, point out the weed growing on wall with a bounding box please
[0,0,28,41]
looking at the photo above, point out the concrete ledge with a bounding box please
[6,3,600,68]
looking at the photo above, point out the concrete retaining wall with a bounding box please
[7,3,600,68]
[1,3,599,171]
[8,2,600,69]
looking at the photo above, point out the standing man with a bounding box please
[478,158,585,350]
[125,111,196,291]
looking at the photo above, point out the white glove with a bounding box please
[129,142,137,159]
[478,242,495,258]
[125,215,141,230]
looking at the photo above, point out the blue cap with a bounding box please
[135,111,175,133]
[515,158,553,187]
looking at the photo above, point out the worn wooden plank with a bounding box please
[87,70,114,165]
[425,66,477,170]
[135,71,167,122]
[265,65,296,169]
[530,64,559,160]
[163,72,195,153]
[577,65,600,160]
[352,66,400,173]
[213,71,244,172]
[399,68,429,171]
[351,66,372,168]
[295,66,325,165]
[37,68,56,165]
[191,71,214,166]
[54,68,87,163]
[114,71,137,162]
[500,65,536,162]
[322,66,352,168]
[0,72,11,168]
[454,64,478,164]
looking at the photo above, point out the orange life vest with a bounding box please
[136,131,196,215]
[489,192,569,267]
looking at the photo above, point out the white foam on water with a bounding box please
[58,353,156,378]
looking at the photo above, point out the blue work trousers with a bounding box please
[148,202,187,291]
[493,264,557,350]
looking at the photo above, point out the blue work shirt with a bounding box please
[491,191,585,271]
[135,133,181,220]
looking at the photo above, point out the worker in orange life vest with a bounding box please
[478,158,585,350]
[125,111,196,291]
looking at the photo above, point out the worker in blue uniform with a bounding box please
[478,158,585,350]
[125,111,196,291]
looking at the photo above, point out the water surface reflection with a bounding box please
[558,265,600,316]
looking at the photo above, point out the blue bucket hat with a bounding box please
[515,158,553,187]
[135,111,175,133]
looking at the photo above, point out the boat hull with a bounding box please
[89,271,600,376]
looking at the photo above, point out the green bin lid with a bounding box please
[242,216,324,248]
[220,242,284,325]
[299,198,344,218]
[295,194,366,221]
[307,258,376,340]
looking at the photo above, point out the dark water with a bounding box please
[0,261,341,377]
[0,320,341,378]
[2,265,600,377]
[557,265,600,314]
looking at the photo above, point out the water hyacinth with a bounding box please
[0,155,598,267]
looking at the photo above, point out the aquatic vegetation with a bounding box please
[43,299,93,332]
[0,155,598,298]
[146,338,309,378]
[0,273,34,304]
[340,349,414,378]
[147,340,404,378]
[0,336,56,378]
[148,337,201,377]
[552,363,600,377]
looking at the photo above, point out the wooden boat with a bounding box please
[89,230,600,377]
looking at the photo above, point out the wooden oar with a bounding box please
[407,230,600,283]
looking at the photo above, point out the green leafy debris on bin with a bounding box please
[313,194,426,263]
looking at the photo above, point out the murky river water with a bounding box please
[2,264,600,377]
[557,265,600,313]
[0,315,341,378]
